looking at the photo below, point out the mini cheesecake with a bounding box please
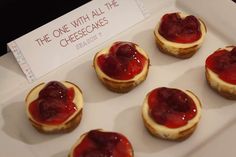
[93,41,150,93]
[142,87,202,140]
[25,81,83,134]
[154,12,207,59]
[205,46,236,99]
[69,129,133,157]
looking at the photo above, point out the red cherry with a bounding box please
[148,88,197,128]
[38,98,63,120]
[165,113,187,128]
[158,13,201,43]
[97,42,146,80]
[39,81,67,101]
[99,55,125,77]
[29,82,77,125]
[206,47,236,85]
[219,64,236,84]
[88,130,119,148]
[183,15,200,31]
[230,47,236,60]
[116,44,136,60]
[167,91,190,112]
[150,103,168,125]
[205,49,227,73]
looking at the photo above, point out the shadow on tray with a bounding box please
[66,60,122,103]
[1,101,60,144]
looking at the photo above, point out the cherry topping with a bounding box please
[158,13,202,43]
[116,44,137,59]
[148,87,197,128]
[29,81,77,125]
[88,130,119,147]
[206,47,236,84]
[73,130,132,157]
[39,81,67,101]
[97,42,147,80]
[38,98,63,120]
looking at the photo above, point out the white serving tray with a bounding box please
[1,0,236,156]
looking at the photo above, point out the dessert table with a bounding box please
[1,0,236,156]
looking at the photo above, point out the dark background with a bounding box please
[0,0,91,56]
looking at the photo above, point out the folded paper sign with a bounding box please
[7,0,148,82]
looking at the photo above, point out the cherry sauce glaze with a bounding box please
[73,130,133,157]
[29,81,77,125]
[158,13,202,43]
[148,87,197,128]
[206,47,236,84]
[97,42,147,80]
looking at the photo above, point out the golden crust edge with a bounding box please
[205,67,236,100]
[30,109,83,134]
[154,31,200,59]
[141,89,202,141]
[142,114,199,141]
[153,14,207,59]
[93,47,150,93]
[25,81,84,134]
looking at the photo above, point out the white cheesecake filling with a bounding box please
[207,68,236,93]
[25,81,83,132]
[154,12,206,55]
[94,43,149,82]
[142,89,201,139]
